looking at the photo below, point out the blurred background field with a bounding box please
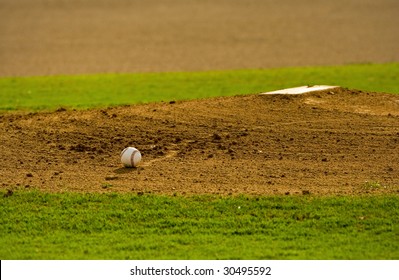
[1,0,398,77]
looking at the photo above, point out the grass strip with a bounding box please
[1,63,398,111]
[1,191,398,259]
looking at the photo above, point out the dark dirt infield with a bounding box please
[1,0,399,76]
[1,88,399,195]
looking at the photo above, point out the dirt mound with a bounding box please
[1,88,399,195]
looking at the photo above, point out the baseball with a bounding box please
[121,147,142,167]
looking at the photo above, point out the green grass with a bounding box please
[1,63,398,111]
[1,191,398,260]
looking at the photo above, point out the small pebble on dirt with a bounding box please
[3,189,14,197]
[105,175,118,181]
[212,133,222,141]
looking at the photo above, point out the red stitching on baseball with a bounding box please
[121,147,128,157]
[130,150,137,167]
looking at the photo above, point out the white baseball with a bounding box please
[121,147,142,167]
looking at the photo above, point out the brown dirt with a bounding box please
[1,87,399,195]
[1,0,399,76]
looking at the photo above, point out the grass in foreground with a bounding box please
[1,191,398,260]
[0,63,398,111]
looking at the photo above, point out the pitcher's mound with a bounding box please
[1,87,398,195]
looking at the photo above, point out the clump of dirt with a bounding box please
[1,88,399,195]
